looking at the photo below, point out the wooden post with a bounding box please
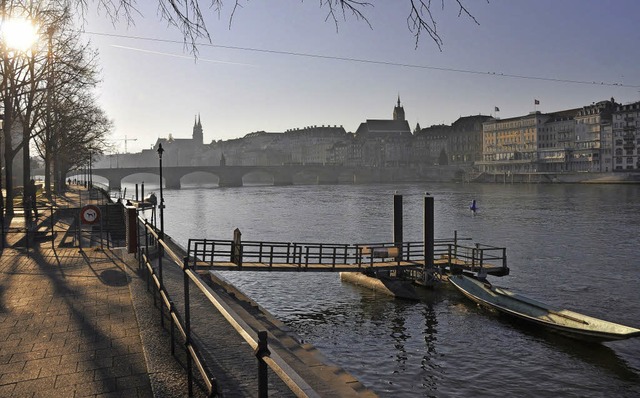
[424,195,434,269]
[232,228,242,266]
[393,193,403,260]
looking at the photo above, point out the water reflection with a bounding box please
[421,302,440,392]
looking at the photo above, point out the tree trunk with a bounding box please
[3,122,15,217]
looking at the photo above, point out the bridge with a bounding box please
[76,165,391,190]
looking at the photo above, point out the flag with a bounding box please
[495,106,500,112]
[534,99,540,105]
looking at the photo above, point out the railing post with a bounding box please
[332,246,337,267]
[269,246,274,267]
[305,246,310,268]
[183,256,194,397]
[158,237,164,327]
[169,301,175,355]
[454,230,458,259]
[255,330,270,398]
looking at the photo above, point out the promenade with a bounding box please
[1,188,377,397]
[0,189,197,397]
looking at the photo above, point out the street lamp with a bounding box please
[157,143,165,239]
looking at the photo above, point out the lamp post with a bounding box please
[157,143,165,238]
[156,143,165,328]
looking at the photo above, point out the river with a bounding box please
[127,181,640,397]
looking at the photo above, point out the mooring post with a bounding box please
[393,193,403,260]
[135,183,139,202]
[141,182,145,204]
[232,228,242,266]
[424,195,435,281]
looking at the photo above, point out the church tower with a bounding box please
[192,114,203,145]
[393,95,405,121]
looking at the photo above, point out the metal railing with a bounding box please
[186,236,508,274]
[137,216,321,397]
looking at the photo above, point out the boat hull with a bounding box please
[448,274,640,343]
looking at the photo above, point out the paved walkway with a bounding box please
[0,188,199,397]
[0,246,152,397]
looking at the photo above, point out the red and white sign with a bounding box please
[80,205,101,224]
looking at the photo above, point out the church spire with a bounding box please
[393,95,405,121]
[192,114,203,145]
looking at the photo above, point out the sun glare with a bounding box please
[1,17,39,51]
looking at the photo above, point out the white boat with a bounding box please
[448,274,640,343]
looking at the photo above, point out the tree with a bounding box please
[1,1,111,217]
[31,6,110,194]
[77,0,482,51]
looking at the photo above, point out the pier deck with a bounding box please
[192,258,508,275]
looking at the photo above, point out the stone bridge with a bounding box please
[72,165,387,190]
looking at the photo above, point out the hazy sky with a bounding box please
[80,0,640,153]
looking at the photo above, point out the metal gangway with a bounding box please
[185,235,510,276]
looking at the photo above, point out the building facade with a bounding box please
[612,101,640,171]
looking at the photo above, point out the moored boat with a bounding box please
[448,274,640,343]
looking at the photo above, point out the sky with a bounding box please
[78,0,640,154]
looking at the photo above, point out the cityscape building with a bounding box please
[613,101,640,171]
[90,96,640,180]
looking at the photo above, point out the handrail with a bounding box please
[137,215,321,397]
[186,237,508,272]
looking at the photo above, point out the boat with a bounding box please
[448,274,640,343]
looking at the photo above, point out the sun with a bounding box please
[1,17,39,52]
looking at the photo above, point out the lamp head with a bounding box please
[157,143,164,158]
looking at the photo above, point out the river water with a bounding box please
[130,181,640,397]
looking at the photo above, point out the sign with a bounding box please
[80,205,101,224]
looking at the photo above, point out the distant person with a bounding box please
[470,199,477,215]
[24,179,38,218]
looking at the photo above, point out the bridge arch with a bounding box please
[180,171,220,188]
